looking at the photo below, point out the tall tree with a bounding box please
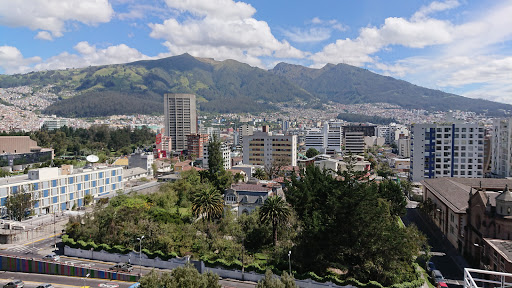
[191,186,224,221]
[305,148,320,158]
[5,187,33,221]
[207,135,224,177]
[259,195,290,246]
[253,168,267,180]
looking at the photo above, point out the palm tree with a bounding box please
[191,186,224,221]
[259,195,290,246]
[253,168,267,180]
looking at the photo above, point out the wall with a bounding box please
[65,246,356,288]
[0,254,138,281]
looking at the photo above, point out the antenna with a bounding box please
[86,154,99,163]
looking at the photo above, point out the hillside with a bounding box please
[271,62,511,116]
[0,54,510,116]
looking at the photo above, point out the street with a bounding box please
[403,200,467,288]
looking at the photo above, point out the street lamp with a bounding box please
[137,235,145,275]
[81,273,90,288]
[288,250,292,275]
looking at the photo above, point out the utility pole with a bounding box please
[53,211,56,250]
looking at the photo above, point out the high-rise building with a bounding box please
[164,93,197,152]
[410,123,484,182]
[242,129,297,168]
[187,134,209,158]
[305,122,343,155]
[492,118,512,178]
[203,141,232,170]
[43,116,68,131]
[237,124,254,146]
[344,132,365,154]
[398,138,411,158]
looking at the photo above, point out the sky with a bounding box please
[1,0,512,105]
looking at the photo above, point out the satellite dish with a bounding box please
[86,154,99,163]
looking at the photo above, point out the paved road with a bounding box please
[0,271,134,288]
[403,201,467,288]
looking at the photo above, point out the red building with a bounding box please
[186,134,209,159]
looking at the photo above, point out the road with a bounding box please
[403,200,466,288]
[0,271,133,288]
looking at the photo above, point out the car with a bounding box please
[3,280,24,288]
[437,282,449,288]
[36,284,54,288]
[42,254,60,261]
[109,263,133,272]
[426,261,436,273]
[431,269,445,285]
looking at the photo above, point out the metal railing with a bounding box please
[465,268,512,288]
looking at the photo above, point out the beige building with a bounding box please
[164,93,197,152]
[242,127,297,168]
[0,136,42,154]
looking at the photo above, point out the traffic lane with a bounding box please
[403,207,464,282]
[219,279,256,288]
[0,271,134,288]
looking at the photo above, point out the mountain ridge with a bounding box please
[0,54,509,117]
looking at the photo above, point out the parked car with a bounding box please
[427,261,436,273]
[36,284,54,288]
[432,269,445,285]
[109,263,133,272]
[3,280,24,288]
[43,254,60,261]
[437,282,449,288]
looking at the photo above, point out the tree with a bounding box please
[305,148,320,158]
[139,265,221,288]
[84,194,93,205]
[257,270,284,288]
[253,168,267,180]
[5,187,33,221]
[208,135,224,177]
[259,196,290,246]
[191,186,224,221]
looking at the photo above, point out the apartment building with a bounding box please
[242,128,297,168]
[305,122,343,155]
[398,138,411,158]
[344,131,365,154]
[203,141,232,170]
[187,134,209,158]
[164,93,197,152]
[0,166,123,216]
[492,118,512,178]
[410,123,485,182]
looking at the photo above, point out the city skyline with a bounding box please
[0,0,511,105]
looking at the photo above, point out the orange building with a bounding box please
[187,134,209,158]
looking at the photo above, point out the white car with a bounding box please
[43,254,60,261]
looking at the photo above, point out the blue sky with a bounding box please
[1,0,512,104]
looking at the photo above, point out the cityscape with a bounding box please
[1,1,512,288]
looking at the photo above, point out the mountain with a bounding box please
[271,62,511,115]
[0,54,510,117]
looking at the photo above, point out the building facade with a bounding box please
[242,130,297,168]
[164,93,197,152]
[344,131,365,154]
[203,142,232,170]
[410,123,485,182]
[187,134,209,158]
[398,138,411,158]
[0,166,123,216]
[492,118,512,178]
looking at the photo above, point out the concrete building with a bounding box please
[237,124,254,146]
[187,134,209,158]
[398,138,411,158]
[43,116,68,131]
[203,142,231,170]
[0,166,123,216]
[492,118,512,178]
[305,122,343,155]
[410,123,485,182]
[155,134,172,156]
[343,124,376,137]
[344,131,365,154]
[164,93,197,152]
[0,136,54,170]
[242,128,297,168]
[128,152,154,176]
[364,136,385,148]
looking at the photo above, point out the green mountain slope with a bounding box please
[271,62,511,116]
[0,54,510,117]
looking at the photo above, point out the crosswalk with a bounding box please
[5,245,38,254]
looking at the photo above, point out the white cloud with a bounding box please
[0,0,114,38]
[0,46,41,74]
[412,0,460,20]
[33,42,150,71]
[35,31,53,41]
[149,0,305,67]
[282,27,332,43]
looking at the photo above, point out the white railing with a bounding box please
[465,268,512,288]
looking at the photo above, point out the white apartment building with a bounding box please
[410,123,484,182]
[43,117,68,131]
[492,118,512,178]
[398,138,411,158]
[203,142,232,170]
[243,130,297,168]
[305,122,342,155]
[0,166,123,216]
